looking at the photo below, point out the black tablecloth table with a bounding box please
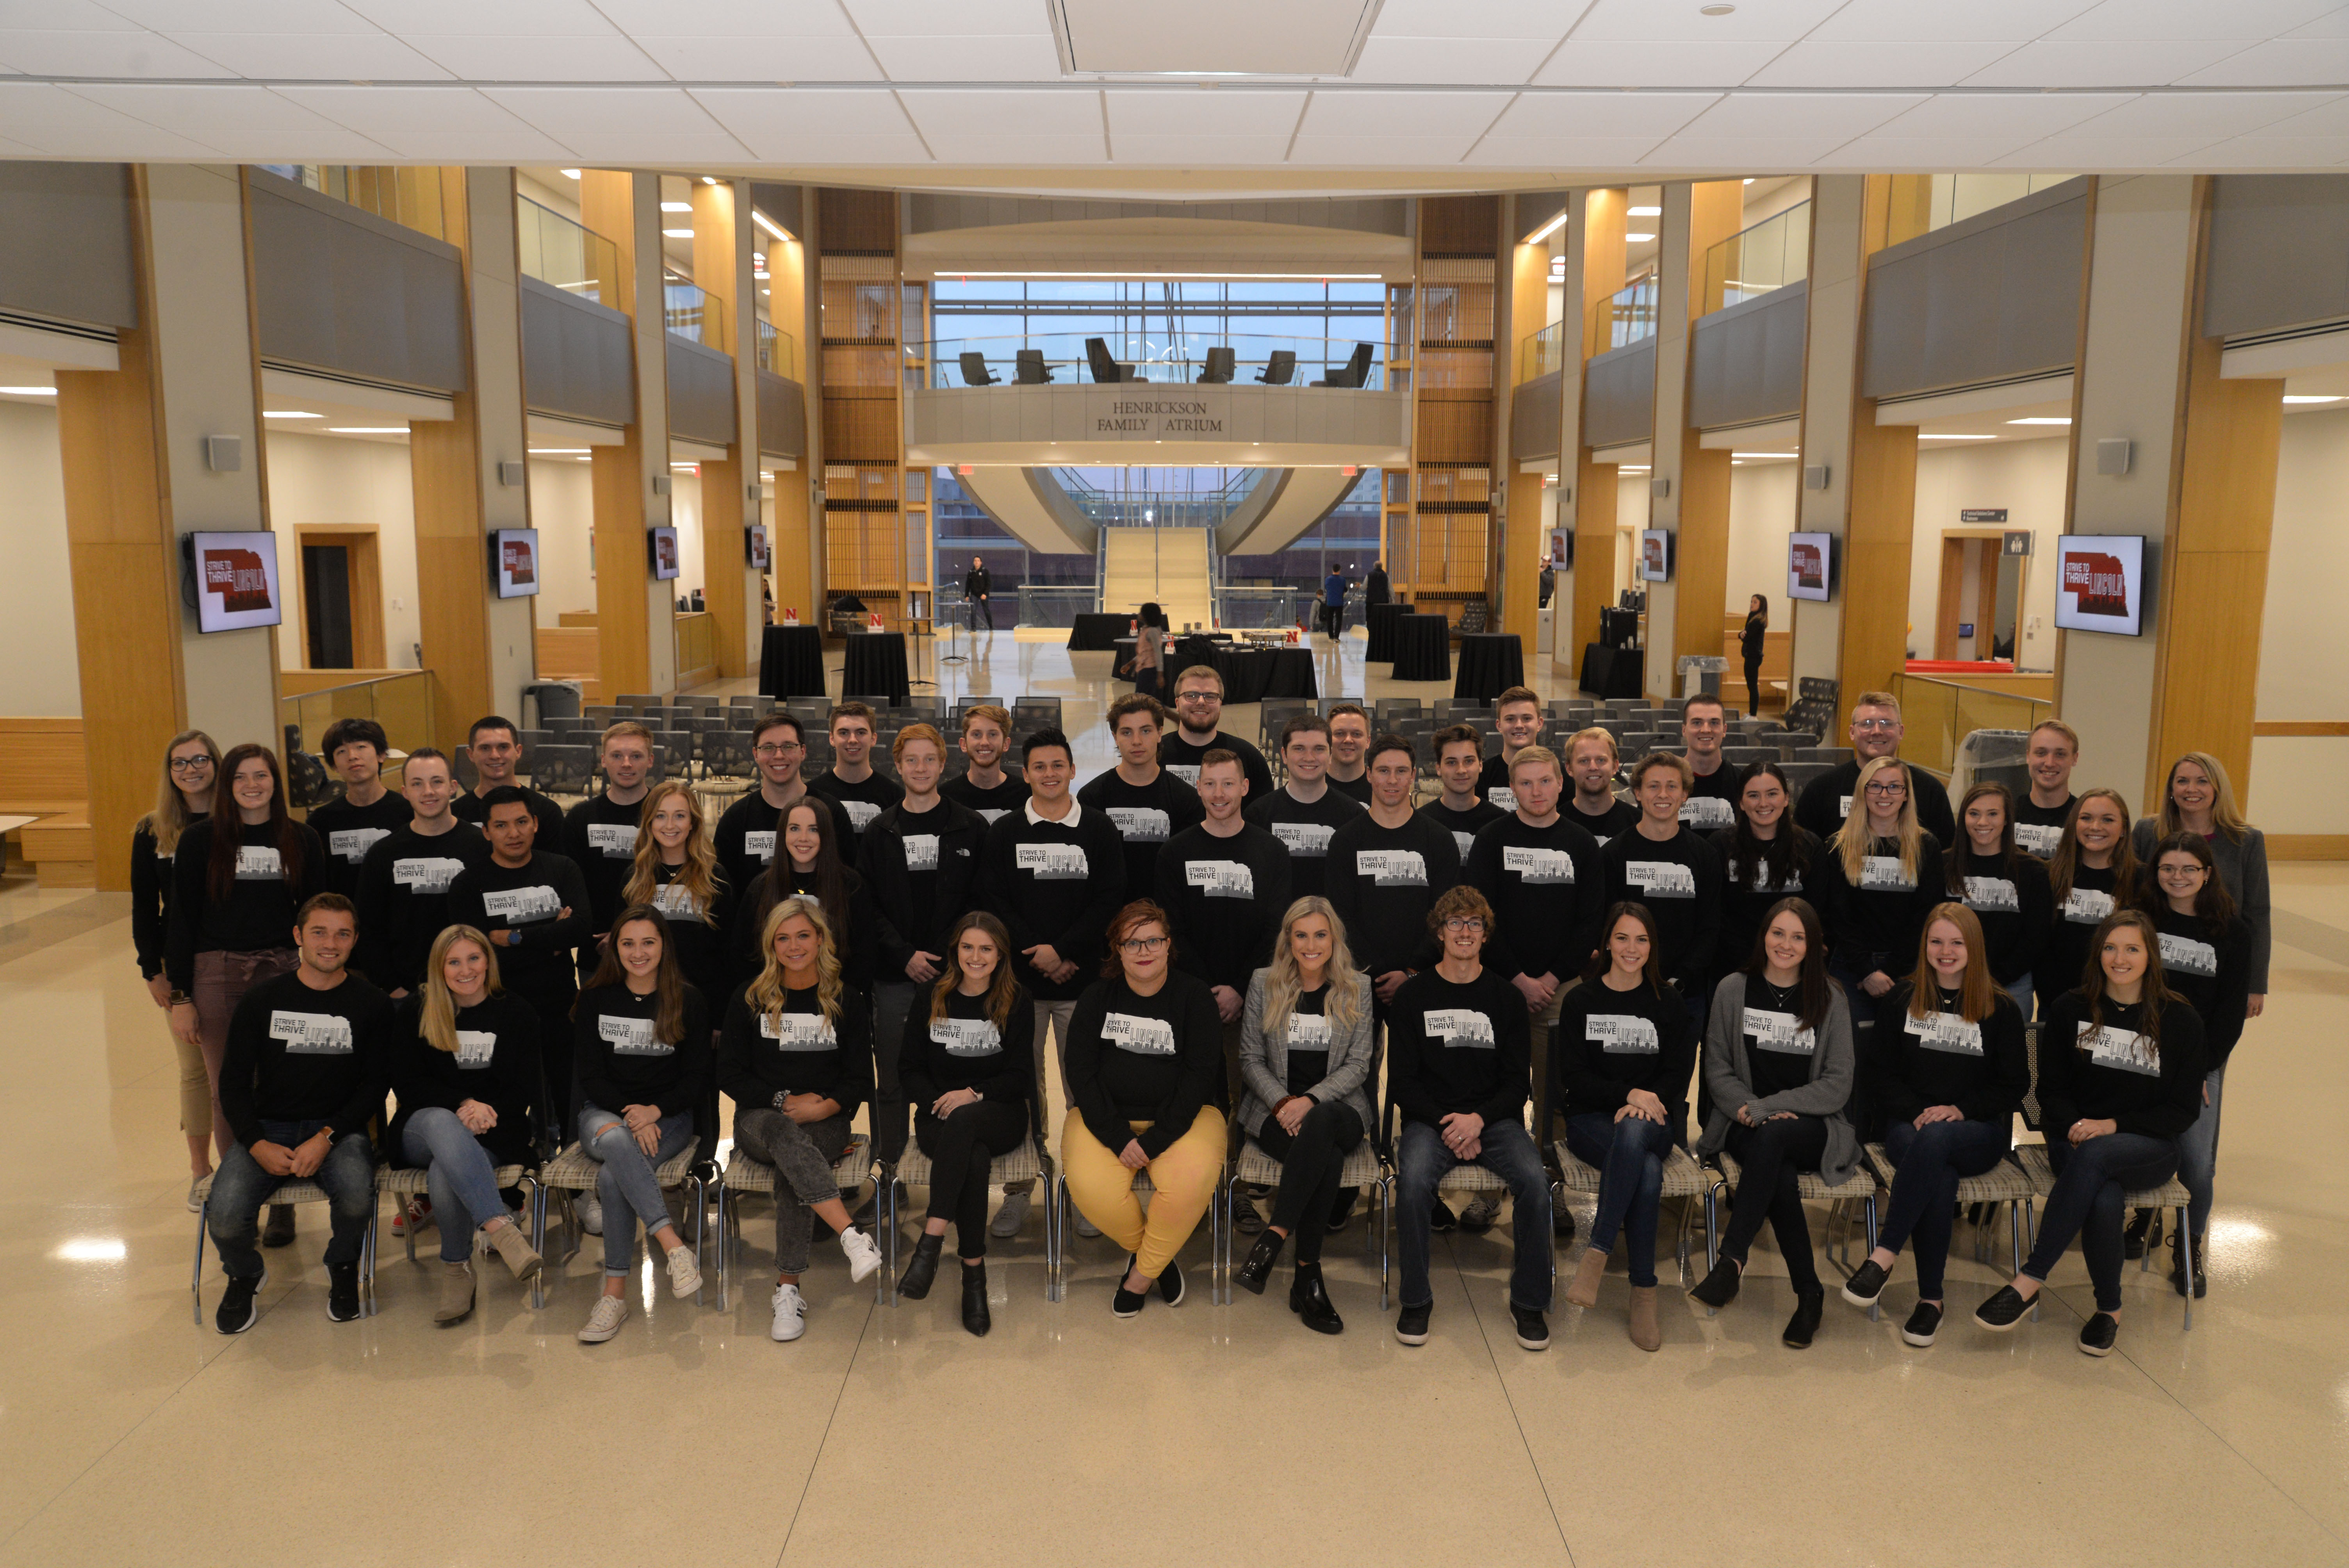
[1454,633,1525,701]
[1067,613,1131,651]
[1390,614,1451,682]
[757,625,826,698]
[1116,637,1317,703]
[841,632,911,704]
[1365,602,1411,663]
[1579,642,1643,700]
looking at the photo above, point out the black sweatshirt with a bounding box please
[732,862,880,990]
[1552,975,1697,1132]
[562,791,648,938]
[1244,785,1363,901]
[1739,976,1820,1099]
[1709,825,1820,980]
[354,821,490,992]
[811,768,905,859]
[1465,814,1604,985]
[2151,907,2255,1066]
[1474,751,1520,811]
[1818,834,1945,978]
[1160,729,1274,802]
[716,982,872,1119]
[1678,757,1742,834]
[1600,825,1726,992]
[1420,797,1506,864]
[1878,982,2028,1128]
[2012,795,2075,861]
[901,984,1035,1107]
[453,784,567,850]
[1566,795,1640,846]
[385,989,541,1166]
[444,851,592,998]
[308,791,413,900]
[713,788,851,905]
[2042,862,2123,998]
[1281,987,1332,1095]
[940,771,1032,825]
[1795,759,1957,848]
[1327,811,1461,976]
[1063,973,1223,1156]
[1951,849,2053,985]
[642,861,734,1010]
[1077,767,1206,903]
[859,796,989,977]
[574,980,711,1119]
[1153,821,1291,993]
[166,818,328,993]
[1326,771,1372,806]
[216,969,394,1148]
[132,812,205,980]
[978,803,1127,1001]
[1388,966,1531,1130]
[2036,992,2206,1140]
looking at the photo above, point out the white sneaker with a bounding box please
[769,1281,806,1342]
[577,1294,629,1343]
[991,1189,1031,1239]
[664,1244,702,1299]
[576,1192,604,1236]
[841,1226,881,1283]
[186,1177,207,1214]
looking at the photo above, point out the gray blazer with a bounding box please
[2133,817,2270,994]
[1696,971,1862,1188]
[1235,968,1377,1140]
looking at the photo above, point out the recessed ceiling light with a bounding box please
[661,228,693,239]
[0,386,57,394]
[1743,177,1755,185]
[1919,433,1998,440]
[1626,233,1656,243]
[752,209,792,242]
[559,168,581,179]
[1620,465,1651,472]
[2008,417,2071,425]
[2282,394,2340,404]
[702,176,720,186]
[328,426,407,434]
[264,410,320,418]
[529,447,590,454]
[1629,205,1661,217]
[1522,207,1570,246]
[1730,451,1792,458]
[660,201,692,213]
[1701,4,1736,14]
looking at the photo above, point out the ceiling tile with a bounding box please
[2180,133,2349,164]
[1639,135,1873,168]
[1533,40,1789,86]
[1746,41,2025,88]
[1288,132,1488,164]
[2249,91,2349,131]
[1104,87,1306,136]
[1679,91,1925,138]
[483,83,736,137]
[902,87,1100,134]
[2063,88,2342,135]
[1463,133,1670,166]
[1868,91,2133,137]
[0,30,237,78]
[1568,0,1846,42]
[551,129,763,162]
[1351,37,1554,85]
[1373,0,1589,34]
[2285,5,2349,32]
[2048,0,2344,40]
[590,0,859,34]
[1813,135,2054,166]
[336,0,622,36]
[1292,88,1513,139]
[0,79,219,155]
[66,82,400,156]
[863,33,1062,80]
[167,32,453,80]
[691,84,929,157]
[633,36,882,82]
[1112,133,1300,163]
[0,2,143,31]
[2179,37,2349,84]
[273,82,543,129]
[403,34,668,81]
[1993,135,2225,166]
[1959,39,2254,86]
[841,0,1052,37]
[359,125,576,158]
[98,0,381,32]
[1485,89,1719,136]
[1808,0,2098,43]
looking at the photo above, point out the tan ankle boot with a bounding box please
[488,1221,542,1282]
[1565,1246,1608,1309]
[1627,1285,1661,1352]
[434,1261,475,1325]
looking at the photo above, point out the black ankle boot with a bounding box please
[898,1232,943,1300]
[1235,1229,1286,1295]
[2123,1208,2155,1260]
[1290,1261,1342,1335]
[960,1260,991,1336]
[1689,1255,1741,1309]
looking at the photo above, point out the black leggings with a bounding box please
[1743,655,1763,716]
[915,1099,1030,1258]
[1720,1115,1829,1292]
[1253,1101,1364,1264]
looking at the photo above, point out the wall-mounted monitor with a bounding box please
[648,526,680,582]
[1787,531,1834,602]
[2053,534,2146,636]
[182,530,282,633]
[747,524,771,570]
[489,528,539,599]
[1548,529,1572,570]
[1639,529,1673,583]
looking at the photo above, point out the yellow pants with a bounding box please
[1062,1109,1226,1281]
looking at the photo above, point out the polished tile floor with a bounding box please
[4,628,2345,1567]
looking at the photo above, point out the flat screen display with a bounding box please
[648,526,681,582]
[1548,529,1572,570]
[490,528,539,599]
[1639,528,1673,583]
[747,524,771,570]
[1787,531,1833,602]
[184,531,282,633]
[2054,534,2146,636]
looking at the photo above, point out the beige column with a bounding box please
[580,170,674,699]
[694,178,761,678]
[1570,189,1629,673]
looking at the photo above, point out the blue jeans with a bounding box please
[400,1108,513,1265]
[1877,1117,2010,1300]
[2025,1132,2179,1313]
[2002,973,2034,1021]
[1396,1118,1553,1313]
[208,1121,376,1281]
[1563,1112,1672,1288]
[2179,1066,2224,1239]
[579,1103,697,1277]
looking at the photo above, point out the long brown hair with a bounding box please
[145,728,218,857]
[1944,780,2025,896]
[748,894,843,1027]
[206,742,305,901]
[621,780,721,924]
[1726,761,1810,893]
[2049,786,2136,907]
[929,910,1021,1031]
[2076,909,2173,1059]
[419,925,503,1054]
[1905,902,1997,1023]
[2135,830,2238,940]
[1582,900,1665,996]
[1743,895,1832,1032]
[778,798,850,932]
[583,903,691,1046]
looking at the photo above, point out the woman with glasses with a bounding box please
[2044,788,2137,1009]
[1944,781,2051,1018]
[136,730,220,1209]
[1818,756,1943,1036]
[1061,900,1225,1317]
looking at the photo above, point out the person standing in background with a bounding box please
[1321,563,1350,638]
[136,729,219,1210]
[963,555,994,633]
[1741,595,1769,718]
[1128,602,1168,702]
[1365,560,1390,609]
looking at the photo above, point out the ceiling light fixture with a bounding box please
[752,208,792,242]
[659,201,692,213]
[1522,207,1570,246]
[560,168,580,179]
[1730,451,1793,458]
[701,176,720,186]
[529,447,590,454]
[2282,394,2341,403]
[1625,233,1656,243]
[946,269,1382,281]
[263,410,321,418]
[661,228,693,239]
[2008,416,2071,425]
[1919,433,1998,440]
[1629,205,1661,217]
[328,426,407,434]
[0,386,56,394]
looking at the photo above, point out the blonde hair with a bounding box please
[1852,690,1901,718]
[1905,903,1998,1024]
[962,703,1012,738]
[1834,755,1925,885]
[621,780,721,925]
[419,925,503,1054]
[145,728,219,858]
[2155,751,2249,845]
[748,894,842,1028]
[1262,896,1365,1045]
[600,719,655,754]
[1507,743,1562,782]
[1567,725,1618,763]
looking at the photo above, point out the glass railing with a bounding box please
[756,317,800,380]
[1701,200,1811,316]
[1593,278,1658,352]
[1215,586,1309,629]
[281,672,437,768]
[910,333,1383,390]
[1515,319,1568,383]
[517,197,621,307]
[1053,468,1266,528]
[1924,174,2078,237]
[275,166,448,241]
[1016,584,1101,627]
[664,283,727,351]
[1889,674,2054,780]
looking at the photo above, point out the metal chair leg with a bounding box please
[191,1200,207,1327]
[1378,1174,1393,1311]
[529,1183,549,1311]
[2178,1205,2195,1331]
[2025,1198,2041,1322]
[1044,1165,1064,1304]
[691,1175,707,1306]
[362,1206,380,1318]
[882,1165,900,1309]
[712,1182,728,1311]
[1863,1196,1880,1323]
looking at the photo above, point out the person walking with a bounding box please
[962,555,994,632]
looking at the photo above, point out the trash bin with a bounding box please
[1676,654,1727,698]
[523,680,582,729]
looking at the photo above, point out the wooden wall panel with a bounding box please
[1834,409,1918,718]
[1571,189,1631,666]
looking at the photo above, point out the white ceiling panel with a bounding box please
[555,130,761,162]
[692,84,929,157]
[2048,0,2346,41]
[2181,38,2349,84]
[1960,39,2256,87]
[1568,0,1847,42]
[2245,91,2349,132]
[1533,39,1787,86]
[1287,133,1490,164]
[67,84,401,157]
[905,131,1105,161]
[168,32,455,80]
[337,0,624,36]
[1642,135,1882,168]
[0,30,237,78]
[2062,88,2342,136]
[1814,135,2059,167]
[1678,91,1925,139]
[1351,37,1554,85]
[635,36,882,82]
[1112,134,1303,164]
[359,126,578,159]
[1867,92,2134,139]
[486,85,736,137]
[2183,134,2349,164]
[1373,0,1588,35]
[1994,135,2225,166]
[0,2,144,32]
[864,33,1063,81]
[404,34,668,82]
[101,0,383,32]
[1104,88,1307,136]
[589,0,860,34]
[1808,0,2098,43]
[1294,89,1513,138]
[0,80,219,156]
[1482,89,1720,137]
[2285,5,2349,32]
[842,0,1053,37]
[1464,134,1671,165]
[1747,41,2025,89]
[900,88,1105,160]
[274,82,544,131]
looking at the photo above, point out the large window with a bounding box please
[929,277,1385,385]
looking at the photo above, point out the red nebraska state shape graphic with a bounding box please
[201,547,273,615]
[2062,549,2130,618]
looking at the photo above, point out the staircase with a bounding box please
[1101,528,1215,632]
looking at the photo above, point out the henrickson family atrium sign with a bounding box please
[1097,398,1223,434]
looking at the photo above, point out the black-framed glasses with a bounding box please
[168,756,216,772]
[754,742,804,756]
[1443,918,1486,933]
[1119,935,1169,953]
[1864,781,1907,797]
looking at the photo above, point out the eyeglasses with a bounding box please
[1863,781,1907,797]
[1852,718,1900,732]
[1176,691,1217,702]
[1119,935,1169,953]
[1442,918,1486,933]
[753,743,804,756]
[168,756,216,772]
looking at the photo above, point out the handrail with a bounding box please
[664,283,727,351]
[756,317,800,380]
[910,331,1381,390]
[1700,200,1810,317]
[1588,277,1658,353]
[1515,319,1568,384]
[280,670,437,760]
[516,197,621,308]
[1889,671,2054,780]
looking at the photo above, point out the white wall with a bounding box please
[530,456,595,627]
[0,399,79,715]
[1725,459,1798,617]
[671,470,705,605]
[1907,436,2068,668]
[264,430,420,669]
[2249,404,2349,831]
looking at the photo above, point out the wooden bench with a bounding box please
[0,718,93,887]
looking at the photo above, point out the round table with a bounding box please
[1066,613,1132,651]
[1454,633,1526,701]
[1365,602,1411,663]
[1390,614,1451,682]
[841,631,911,704]
[1116,637,1319,702]
[757,625,825,698]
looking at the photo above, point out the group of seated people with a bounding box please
[132,673,2262,1361]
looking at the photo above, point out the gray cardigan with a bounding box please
[1235,968,1378,1140]
[2133,817,2270,993]
[1696,971,1862,1188]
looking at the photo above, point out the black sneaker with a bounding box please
[1427,1196,1457,1233]
[1840,1258,1890,1308]
[326,1261,362,1323]
[1234,1198,1265,1235]
[215,1269,265,1336]
[1394,1301,1431,1345]
[2121,1208,2154,1260]
[1157,1258,1185,1307]
[2078,1311,2119,1357]
[1782,1289,1825,1349]
[1511,1306,1549,1351]
[1973,1283,2032,1331]
[2168,1233,2207,1299]
[1902,1300,1943,1347]
[1111,1283,1148,1319]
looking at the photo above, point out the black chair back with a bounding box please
[958,351,998,387]
[1256,350,1296,385]
[1015,348,1052,384]
[1341,342,1373,387]
[1085,338,1127,383]
[1198,346,1236,384]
